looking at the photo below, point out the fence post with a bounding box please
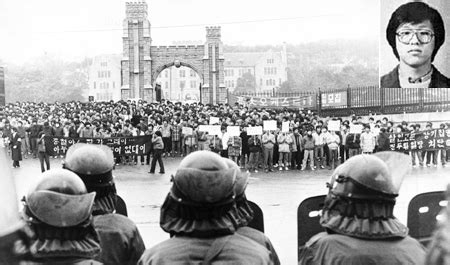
[419,87,424,112]
[317,88,322,116]
[347,84,351,115]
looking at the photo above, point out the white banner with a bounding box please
[282,121,290,133]
[209,116,220,125]
[247,126,263,135]
[328,120,341,132]
[350,124,363,134]
[227,126,240,136]
[263,120,277,131]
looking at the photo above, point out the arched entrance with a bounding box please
[154,64,202,103]
[120,2,226,104]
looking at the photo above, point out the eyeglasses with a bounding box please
[396,29,434,44]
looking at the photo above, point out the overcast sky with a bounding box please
[0,0,379,64]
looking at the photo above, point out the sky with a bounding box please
[0,0,379,64]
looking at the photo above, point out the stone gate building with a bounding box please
[121,1,226,104]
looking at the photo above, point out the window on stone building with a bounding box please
[190,80,196,89]
[93,82,96,89]
[112,82,115,88]
[179,70,185,78]
[231,80,235,87]
[190,69,196,77]
[108,71,111,78]
[180,81,185,89]
[165,70,168,78]
[165,81,168,89]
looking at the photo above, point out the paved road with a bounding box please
[9,155,450,264]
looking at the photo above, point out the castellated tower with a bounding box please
[121,1,152,100]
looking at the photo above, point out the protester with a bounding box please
[63,143,146,265]
[9,127,22,168]
[37,131,50,172]
[150,130,165,174]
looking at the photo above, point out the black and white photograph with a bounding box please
[0,0,449,264]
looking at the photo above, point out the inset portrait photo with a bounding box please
[380,0,450,88]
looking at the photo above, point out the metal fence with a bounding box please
[229,86,450,116]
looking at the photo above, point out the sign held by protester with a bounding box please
[328,120,341,132]
[282,122,290,133]
[247,126,263,135]
[264,120,277,131]
[44,135,152,157]
[209,116,220,125]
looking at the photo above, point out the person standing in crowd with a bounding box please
[291,127,303,170]
[37,131,50,172]
[16,121,28,159]
[240,126,250,169]
[262,130,275,173]
[321,126,331,168]
[326,129,340,170]
[377,127,391,152]
[411,124,424,167]
[339,124,350,163]
[277,131,290,171]
[422,122,437,167]
[150,130,165,174]
[227,133,242,165]
[301,129,315,171]
[22,168,101,264]
[9,127,22,168]
[346,128,361,157]
[63,144,146,265]
[361,125,376,154]
[197,124,209,151]
[171,120,182,156]
[145,124,154,165]
[299,153,425,264]
[160,120,171,157]
[28,119,41,158]
[78,122,94,137]
[138,151,273,264]
[247,134,261,173]
[220,126,230,158]
[184,126,197,155]
[313,126,325,169]
[436,123,447,167]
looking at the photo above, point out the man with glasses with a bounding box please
[381,2,449,88]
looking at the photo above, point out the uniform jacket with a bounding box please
[138,233,272,265]
[298,232,425,265]
[381,65,450,88]
[93,214,146,265]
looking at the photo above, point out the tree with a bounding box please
[233,72,256,94]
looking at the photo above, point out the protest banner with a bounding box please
[389,129,450,151]
[198,125,208,132]
[328,120,341,132]
[208,125,222,136]
[227,126,240,136]
[263,120,277,131]
[44,135,152,157]
[228,94,316,109]
[247,126,263,135]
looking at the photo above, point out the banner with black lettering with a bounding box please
[389,129,450,152]
[44,135,152,157]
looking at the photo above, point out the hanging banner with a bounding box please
[389,129,450,151]
[228,94,316,109]
[44,135,152,157]
[321,91,347,108]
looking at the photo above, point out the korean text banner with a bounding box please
[229,94,316,108]
[44,135,152,157]
[389,129,450,152]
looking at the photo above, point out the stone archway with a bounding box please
[120,2,226,104]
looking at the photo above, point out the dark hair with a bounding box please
[386,2,445,62]
[154,131,162,137]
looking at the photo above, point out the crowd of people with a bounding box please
[0,100,449,172]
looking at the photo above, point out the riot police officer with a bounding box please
[139,151,273,264]
[22,168,101,264]
[63,143,145,265]
[299,152,425,265]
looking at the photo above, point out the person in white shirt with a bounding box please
[326,130,341,169]
[361,126,376,154]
